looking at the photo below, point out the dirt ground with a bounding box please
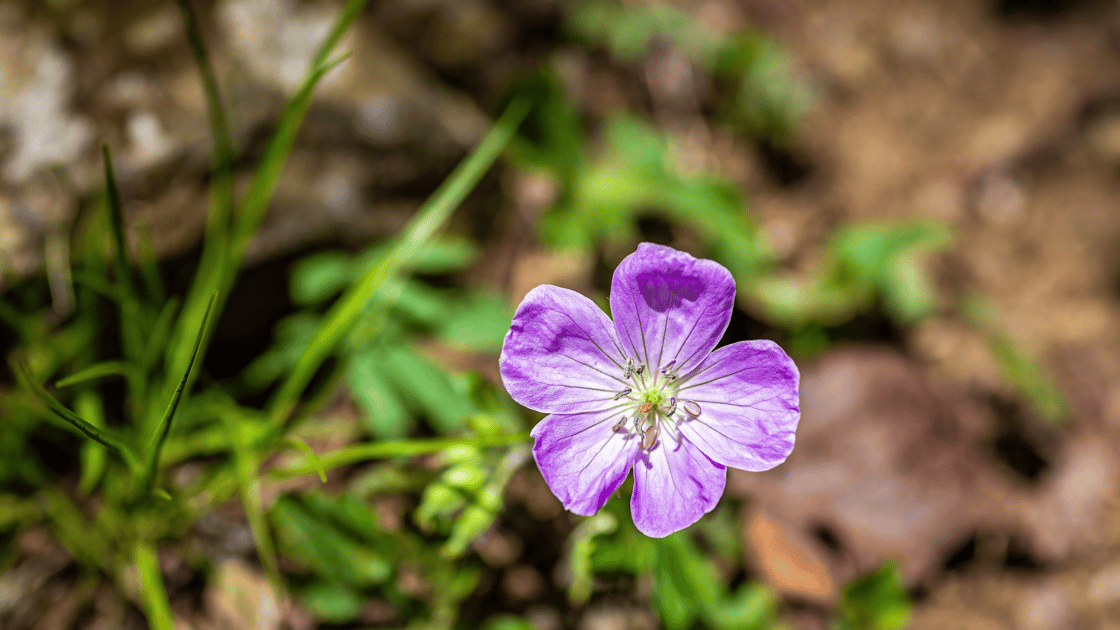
[6,0,1120,628]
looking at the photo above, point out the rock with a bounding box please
[204,559,283,630]
[0,5,93,184]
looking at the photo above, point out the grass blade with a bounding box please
[102,143,135,299]
[284,436,328,483]
[134,542,175,630]
[76,392,108,496]
[229,55,348,257]
[103,145,145,362]
[13,359,138,472]
[165,54,348,398]
[222,412,282,588]
[267,96,532,426]
[55,361,132,388]
[311,0,371,69]
[140,293,216,495]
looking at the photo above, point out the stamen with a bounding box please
[642,424,659,450]
[660,360,676,374]
[613,387,632,401]
[635,364,645,378]
[664,397,677,416]
[623,357,634,379]
[612,415,627,432]
[683,400,701,417]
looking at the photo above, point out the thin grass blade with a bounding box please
[267,96,532,426]
[13,359,138,472]
[222,413,282,588]
[141,293,216,495]
[55,361,132,388]
[284,436,328,483]
[165,54,348,395]
[311,0,372,68]
[102,145,145,361]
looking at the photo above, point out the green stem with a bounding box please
[266,96,532,428]
[268,433,532,480]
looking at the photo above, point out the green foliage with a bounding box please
[0,1,529,627]
[751,221,953,331]
[835,562,912,630]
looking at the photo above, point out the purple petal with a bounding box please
[630,435,726,538]
[610,243,735,374]
[501,285,630,414]
[532,408,641,516]
[675,340,800,471]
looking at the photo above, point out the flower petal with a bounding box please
[675,340,800,471]
[610,243,735,374]
[531,408,642,516]
[501,285,630,414]
[630,435,726,538]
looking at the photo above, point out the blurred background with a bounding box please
[3,0,1120,628]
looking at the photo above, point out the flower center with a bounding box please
[611,357,702,453]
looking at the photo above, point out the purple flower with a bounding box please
[500,243,800,537]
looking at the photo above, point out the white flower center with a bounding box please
[612,358,701,452]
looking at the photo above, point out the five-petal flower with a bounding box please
[500,243,800,537]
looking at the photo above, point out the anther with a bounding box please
[613,387,632,401]
[642,424,659,450]
[660,360,676,374]
[635,364,645,378]
[638,401,655,414]
[623,357,634,379]
[683,400,701,417]
[664,397,677,416]
[612,415,627,432]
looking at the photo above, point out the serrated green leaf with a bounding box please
[346,350,409,439]
[382,347,474,434]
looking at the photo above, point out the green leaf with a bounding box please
[290,251,354,306]
[299,582,363,623]
[568,512,618,605]
[438,293,513,352]
[272,496,391,586]
[382,347,474,434]
[442,503,497,558]
[653,533,724,630]
[346,350,410,439]
[837,562,911,630]
[414,481,467,533]
[75,391,107,496]
[710,583,778,630]
[134,543,174,630]
[54,361,132,388]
